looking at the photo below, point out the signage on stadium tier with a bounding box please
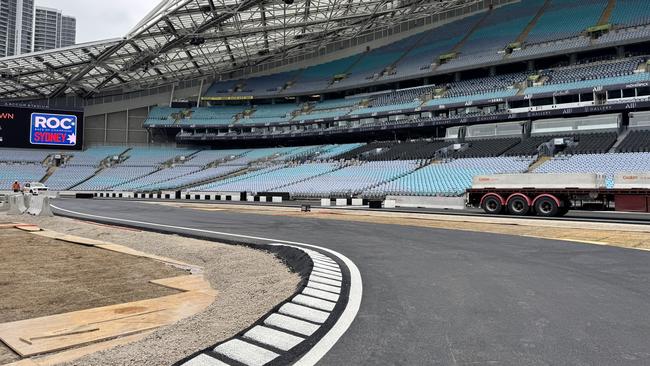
[30,113,78,146]
[202,95,254,101]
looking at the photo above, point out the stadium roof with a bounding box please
[0,0,482,101]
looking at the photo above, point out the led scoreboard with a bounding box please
[0,106,84,150]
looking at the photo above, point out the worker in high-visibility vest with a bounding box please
[11,181,21,193]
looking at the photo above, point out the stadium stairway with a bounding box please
[609,128,632,153]
[598,0,617,26]
[448,7,493,56]
[507,0,552,57]
[527,155,551,172]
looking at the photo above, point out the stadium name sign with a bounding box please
[30,113,78,146]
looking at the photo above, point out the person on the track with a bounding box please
[12,181,21,193]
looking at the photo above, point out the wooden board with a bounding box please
[31,230,199,271]
[0,289,216,357]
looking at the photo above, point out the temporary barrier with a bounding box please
[7,194,27,215]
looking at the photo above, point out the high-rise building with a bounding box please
[33,6,76,52]
[60,15,75,47]
[0,0,35,57]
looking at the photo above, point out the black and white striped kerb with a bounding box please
[178,246,347,366]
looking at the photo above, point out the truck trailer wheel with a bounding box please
[507,196,530,216]
[534,196,559,217]
[482,195,504,214]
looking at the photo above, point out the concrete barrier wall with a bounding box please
[386,195,466,210]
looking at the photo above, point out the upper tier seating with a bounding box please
[289,55,363,94]
[616,129,650,152]
[391,13,485,78]
[535,152,650,187]
[610,0,650,27]
[185,149,251,166]
[524,71,649,94]
[445,73,527,98]
[443,0,546,68]
[275,160,420,197]
[366,157,534,197]
[525,0,605,45]
[371,86,437,107]
[334,141,399,160]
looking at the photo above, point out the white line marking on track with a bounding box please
[52,205,363,366]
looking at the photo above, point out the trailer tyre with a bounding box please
[535,196,559,217]
[482,195,504,215]
[507,196,530,216]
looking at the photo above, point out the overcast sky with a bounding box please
[38,0,162,43]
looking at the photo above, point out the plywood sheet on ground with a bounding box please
[32,230,197,270]
[0,290,215,357]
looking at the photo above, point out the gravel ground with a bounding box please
[1,213,301,366]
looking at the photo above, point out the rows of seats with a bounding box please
[139,165,247,191]
[151,57,648,126]
[0,148,52,163]
[616,129,650,152]
[451,138,521,158]
[275,161,420,198]
[565,132,618,154]
[197,1,650,99]
[542,58,642,85]
[610,0,650,27]
[445,73,527,98]
[525,0,605,45]
[66,147,126,166]
[446,0,546,67]
[0,163,47,190]
[364,140,450,161]
[390,13,485,78]
[372,86,437,107]
[334,141,397,160]
[72,166,159,191]
[46,166,98,190]
[184,149,251,167]
[535,152,650,187]
[524,71,649,94]
[192,163,339,193]
[112,166,201,191]
[366,157,533,197]
[121,148,196,166]
[314,144,366,160]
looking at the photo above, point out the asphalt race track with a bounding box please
[54,199,650,366]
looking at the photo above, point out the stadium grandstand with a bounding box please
[1,0,650,201]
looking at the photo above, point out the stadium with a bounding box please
[1,0,650,365]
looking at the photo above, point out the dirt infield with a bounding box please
[0,226,187,365]
[0,214,301,366]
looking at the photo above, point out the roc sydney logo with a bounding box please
[30,113,78,146]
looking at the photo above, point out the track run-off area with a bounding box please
[53,199,650,366]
